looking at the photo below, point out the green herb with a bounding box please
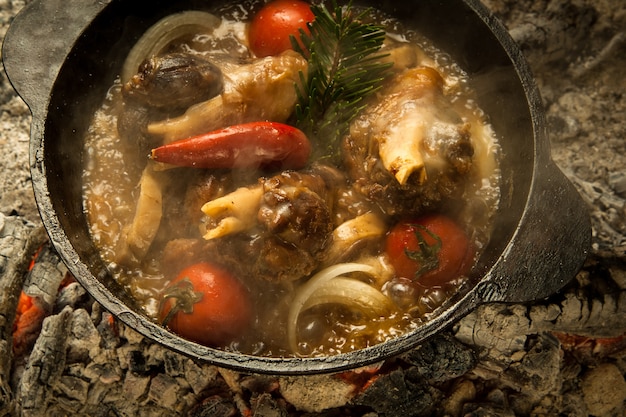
[292,1,392,162]
[406,225,442,279]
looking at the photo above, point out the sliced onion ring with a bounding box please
[302,277,397,316]
[121,11,221,83]
[287,263,395,353]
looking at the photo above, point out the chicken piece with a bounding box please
[196,168,334,283]
[343,66,474,217]
[147,50,308,142]
[150,170,234,249]
[201,185,264,239]
[257,170,333,257]
[121,53,224,111]
[378,41,421,72]
[115,164,167,265]
[323,212,387,266]
[118,52,225,157]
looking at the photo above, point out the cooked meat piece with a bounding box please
[122,53,224,110]
[323,212,387,266]
[162,166,394,284]
[342,66,474,217]
[378,41,421,72]
[114,168,234,269]
[160,238,208,278]
[186,168,334,283]
[155,170,233,244]
[182,171,233,226]
[251,233,320,284]
[147,50,308,142]
[332,186,381,226]
[118,52,224,153]
[114,164,167,266]
[258,170,333,257]
[201,185,265,239]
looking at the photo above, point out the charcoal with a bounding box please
[609,171,626,197]
[239,374,279,394]
[0,214,47,415]
[278,374,354,413]
[23,244,66,308]
[191,395,238,417]
[164,350,185,378]
[402,333,477,383]
[18,307,73,417]
[56,375,89,404]
[455,304,530,356]
[581,363,626,416]
[55,282,89,312]
[95,311,120,350]
[441,379,476,416]
[250,392,288,417]
[507,334,562,398]
[183,359,219,396]
[462,403,515,417]
[121,371,150,401]
[126,350,149,375]
[352,368,439,417]
[146,373,180,409]
[66,309,101,364]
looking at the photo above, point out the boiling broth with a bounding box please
[83,1,500,357]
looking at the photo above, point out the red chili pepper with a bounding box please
[150,121,311,170]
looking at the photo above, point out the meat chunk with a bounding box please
[147,50,308,142]
[157,170,233,243]
[170,168,334,284]
[122,53,224,110]
[201,185,265,239]
[114,164,166,266]
[118,52,224,154]
[257,170,333,257]
[342,66,474,216]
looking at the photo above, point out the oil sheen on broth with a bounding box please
[82,1,501,357]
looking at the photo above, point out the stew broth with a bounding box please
[83,0,500,357]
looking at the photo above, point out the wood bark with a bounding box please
[0,214,47,416]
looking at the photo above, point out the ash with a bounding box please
[2,0,626,416]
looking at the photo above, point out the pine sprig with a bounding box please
[292,1,392,162]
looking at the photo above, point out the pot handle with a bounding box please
[2,0,109,117]
[473,160,591,304]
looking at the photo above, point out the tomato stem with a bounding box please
[404,224,442,280]
[160,277,204,326]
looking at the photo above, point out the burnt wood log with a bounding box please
[352,368,441,417]
[0,214,47,416]
[401,333,478,383]
[18,306,72,417]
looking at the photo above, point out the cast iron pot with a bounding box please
[3,0,591,375]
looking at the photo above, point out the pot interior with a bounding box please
[39,0,534,373]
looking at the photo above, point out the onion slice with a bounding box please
[302,277,397,316]
[288,263,395,353]
[121,11,221,83]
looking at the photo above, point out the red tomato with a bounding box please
[385,214,475,287]
[248,0,314,57]
[159,262,252,347]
